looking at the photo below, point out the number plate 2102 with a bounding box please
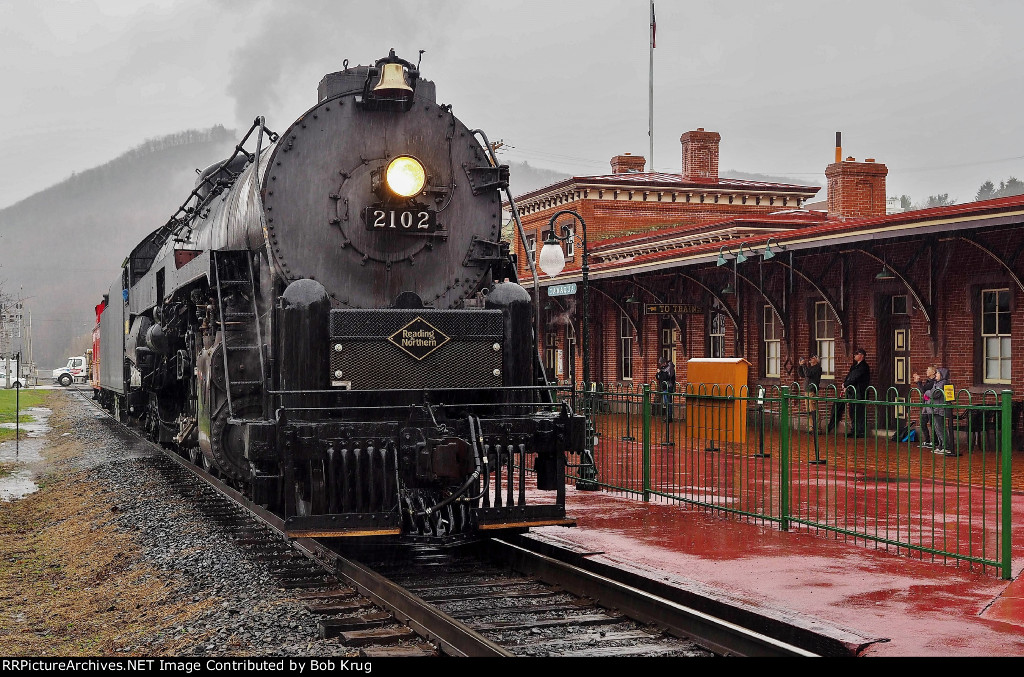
[364,207,437,233]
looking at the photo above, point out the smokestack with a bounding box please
[835,131,842,164]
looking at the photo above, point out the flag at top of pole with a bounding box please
[651,1,656,48]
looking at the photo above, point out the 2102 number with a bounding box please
[364,208,436,233]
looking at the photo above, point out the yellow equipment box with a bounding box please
[685,358,750,444]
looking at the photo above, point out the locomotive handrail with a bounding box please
[472,127,549,387]
[268,403,572,412]
[153,117,279,249]
[267,385,570,393]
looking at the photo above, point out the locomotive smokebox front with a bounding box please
[259,55,506,312]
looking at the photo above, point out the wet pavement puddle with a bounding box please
[0,407,52,501]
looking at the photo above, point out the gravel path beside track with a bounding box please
[0,390,364,656]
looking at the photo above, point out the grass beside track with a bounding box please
[0,390,51,442]
[0,389,49,422]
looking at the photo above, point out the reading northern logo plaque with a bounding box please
[388,317,451,361]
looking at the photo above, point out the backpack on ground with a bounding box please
[892,421,917,442]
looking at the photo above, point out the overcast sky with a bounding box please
[3,0,1024,209]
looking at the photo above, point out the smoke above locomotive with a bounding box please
[94,51,583,540]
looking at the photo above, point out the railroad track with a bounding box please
[69,387,823,657]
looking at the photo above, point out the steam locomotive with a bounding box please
[94,51,583,540]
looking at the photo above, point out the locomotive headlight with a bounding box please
[385,156,426,198]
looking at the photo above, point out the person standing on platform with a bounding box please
[798,355,823,431]
[656,357,676,422]
[925,367,953,454]
[827,348,871,436]
[912,366,938,448]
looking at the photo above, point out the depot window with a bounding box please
[982,288,1011,384]
[566,332,576,382]
[764,306,781,378]
[709,308,726,358]
[620,312,634,380]
[815,301,836,377]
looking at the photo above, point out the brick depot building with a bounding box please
[512,129,1024,410]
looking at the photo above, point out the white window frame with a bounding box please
[982,288,1011,384]
[815,301,836,378]
[543,314,557,372]
[764,306,781,378]
[566,333,576,381]
[563,225,575,259]
[525,234,537,263]
[709,312,726,358]
[620,312,634,380]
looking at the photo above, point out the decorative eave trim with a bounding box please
[510,183,818,217]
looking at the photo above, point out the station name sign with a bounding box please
[644,303,703,315]
[547,283,577,297]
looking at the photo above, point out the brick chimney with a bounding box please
[680,128,720,182]
[610,153,646,174]
[825,157,888,219]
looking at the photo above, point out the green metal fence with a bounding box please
[556,382,1013,578]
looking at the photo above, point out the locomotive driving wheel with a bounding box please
[145,396,160,442]
[206,398,262,482]
[294,461,327,517]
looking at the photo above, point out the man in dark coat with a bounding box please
[656,357,677,422]
[826,348,871,436]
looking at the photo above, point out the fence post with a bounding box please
[642,385,652,502]
[1001,389,1013,580]
[780,385,791,531]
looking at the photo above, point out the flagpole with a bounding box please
[649,1,655,171]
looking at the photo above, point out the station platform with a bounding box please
[527,486,1024,656]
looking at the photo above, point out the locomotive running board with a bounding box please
[472,505,576,531]
[284,513,402,539]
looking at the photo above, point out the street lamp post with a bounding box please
[539,209,598,489]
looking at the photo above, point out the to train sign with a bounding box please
[644,303,703,315]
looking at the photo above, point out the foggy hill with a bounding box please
[506,161,572,197]
[0,126,237,369]
[721,169,823,190]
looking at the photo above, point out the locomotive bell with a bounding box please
[372,63,414,99]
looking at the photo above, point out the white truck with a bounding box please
[53,354,89,387]
[0,356,27,388]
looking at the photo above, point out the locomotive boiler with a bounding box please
[96,51,583,539]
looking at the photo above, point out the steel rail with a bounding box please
[294,538,511,658]
[71,389,510,658]
[73,387,822,657]
[487,538,818,657]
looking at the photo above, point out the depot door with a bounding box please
[876,294,912,399]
